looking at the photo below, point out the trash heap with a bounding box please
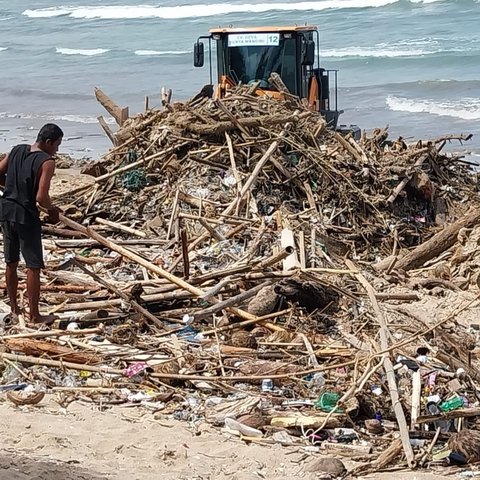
[2,85,480,477]
[68,85,477,261]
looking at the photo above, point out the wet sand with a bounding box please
[0,118,110,161]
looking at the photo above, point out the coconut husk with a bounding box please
[448,429,480,462]
[152,360,180,386]
[247,285,279,317]
[236,413,268,430]
[222,358,302,379]
[274,278,339,313]
[107,324,138,345]
[7,391,45,406]
[230,330,257,349]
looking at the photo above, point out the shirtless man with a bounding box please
[0,123,63,324]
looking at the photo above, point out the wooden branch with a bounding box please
[2,328,102,340]
[194,281,271,321]
[0,282,100,293]
[387,154,428,204]
[416,407,480,424]
[54,239,167,248]
[419,427,441,467]
[0,352,123,375]
[4,338,101,365]
[94,142,189,184]
[351,438,403,476]
[202,308,291,336]
[222,122,293,217]
[334,131,364,163]
[268,72,290,93]
[185,114,296,136]
[42,226,87,238]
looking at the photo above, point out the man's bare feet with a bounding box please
[29,314,58,326]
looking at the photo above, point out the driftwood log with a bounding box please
[393,208,480,271]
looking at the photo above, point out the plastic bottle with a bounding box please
[261,379,273,392]
[426,402,451,433]
[439,396,464,412]
[311,373,326,387]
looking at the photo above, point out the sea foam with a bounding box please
[323,37,472,58]
[323,46,467,58]
[324,47,431,58]
[134,50,190,56]
[56,47,109,56]
[23,0,445,20]
[386,96,480,120]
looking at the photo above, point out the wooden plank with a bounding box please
[97,115,117,145]
[94,87,127,126]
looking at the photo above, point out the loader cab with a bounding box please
[193,26,342,128]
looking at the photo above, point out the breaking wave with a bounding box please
[324,47,432,58]
[386,96,480,120]
[323,46,468,58]
[22,0,446,20]
[0,47,8,52]
[134,50,190,56]
[323,37,477,58]
[56,47,109,56]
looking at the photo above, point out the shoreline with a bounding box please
[0,117,110,161]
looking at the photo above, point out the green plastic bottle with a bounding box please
[439,396,464,412]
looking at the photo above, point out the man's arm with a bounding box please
[0,153,9,187]
[36,159,60,222]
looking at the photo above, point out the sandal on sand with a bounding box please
[3,313,19,326]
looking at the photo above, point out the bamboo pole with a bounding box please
[0,352,123,375]
[95,217,147,238]
[0,351,355,382]
[2,328,102,340]
[72,259,164,329]
[202,308,291,336]
[345,259,415,469]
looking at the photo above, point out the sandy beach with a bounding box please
[0,400,461,480]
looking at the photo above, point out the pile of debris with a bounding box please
[64,85,477,262]
[2,86,480,477]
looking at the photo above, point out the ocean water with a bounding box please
[0,0,479,160]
